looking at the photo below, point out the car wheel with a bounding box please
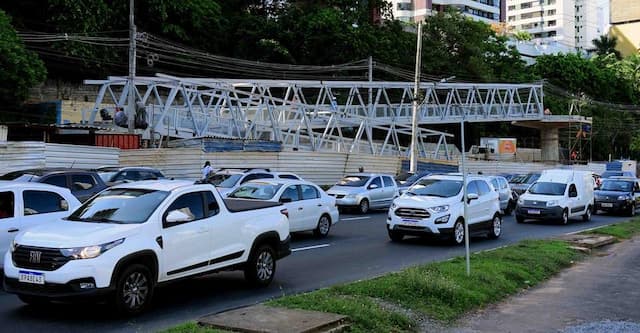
[560,208,569,225]
[488,214,502,239]
[451,219,465,245]
[244,245,276,287]
[516,215,525,223]
[18,295,49,306]
[582,205,592,222]
[358,199,369,214]
[114,264,154,316]
[313,214,331,238]
[388,230,404,242]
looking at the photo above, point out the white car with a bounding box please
[4,180,290,315]
[0,182,81,267]
[387,174,502,244]
[228,180,339,237]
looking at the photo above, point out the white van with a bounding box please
[515,169,595,224]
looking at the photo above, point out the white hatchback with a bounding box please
[228,180,339,237]
[0,181,81,267]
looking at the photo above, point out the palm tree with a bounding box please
[591,35,622,59]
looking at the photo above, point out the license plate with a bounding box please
[18,270,45,285]
[601,203,613,208]
[402,219,419,225]
[528,209,541,215]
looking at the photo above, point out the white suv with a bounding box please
[387,174,502,244]
[4,180,290,315]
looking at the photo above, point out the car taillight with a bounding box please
[280,208,289,218]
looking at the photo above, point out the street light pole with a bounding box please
[460,118,471,276]
[410,21,423,174]
[127,0,137,134]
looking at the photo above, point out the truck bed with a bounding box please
[223,198,281,213]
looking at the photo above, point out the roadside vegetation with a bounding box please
[585,217,640,239]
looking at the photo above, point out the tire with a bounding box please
[358,199,370,214]
[18,295,49,306]
[488,214,502,239]
[516,215,525,224]
[388,230,404,242]
[582,205,592,222]
[450,219,465,245]
[114,264,154,316]
[313,214,331,238]
[244,245,276,287]
[560,209,569,225]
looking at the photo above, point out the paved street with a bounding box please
[0,211,629,332]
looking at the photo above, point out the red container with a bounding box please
[94,134,140,149]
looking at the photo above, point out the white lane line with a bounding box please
[291,244,331,252]
[341,217,371,221]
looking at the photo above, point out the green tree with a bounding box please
[591,35,621,60]
[512,30,532,41]
[0,9,46,108]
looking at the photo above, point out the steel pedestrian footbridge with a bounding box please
[83,75,544,159]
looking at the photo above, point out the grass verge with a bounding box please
[269,239,580,332]
[159,322,227,333]
[584,216,640,239]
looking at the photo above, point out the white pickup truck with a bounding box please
[3,180,291,315]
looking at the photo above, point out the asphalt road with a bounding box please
[0,211,629,333]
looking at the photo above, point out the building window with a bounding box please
[508,15,516,22]
[508,5,516,10]
[548,31,556,37]
[521,2,532,9]
[548,20,556,26]
[547,9,556,15]
[397,2,413,11]
[548,0,556,5]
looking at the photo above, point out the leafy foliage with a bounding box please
[0,9,46,108]
[591,35,621,60]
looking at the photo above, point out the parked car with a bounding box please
[397,170,432,195]
[487,176,516,215]
[228,179,339,237]
[0,168,108,202]
[515,169,595,224]
[0,182,81,268]
[95,166,165,185]
[205,168,301,196]
[387,174,502,244]
[509,173,541,195]
[601,170,636,179]
[594,177,640,216]
[4,180,290,315]
[327,173,399,214]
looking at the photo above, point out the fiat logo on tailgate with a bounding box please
[29,251,42,264]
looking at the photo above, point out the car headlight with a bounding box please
[546,200,558,207]
[618,195,631,201]
[61,238,124,260]
[517,197,524,205]
[391,202,397,210]
[428,205,449,213]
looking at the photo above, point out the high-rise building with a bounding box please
[610,0,640,57]
[506,0,608,51]
[390,0,502,24]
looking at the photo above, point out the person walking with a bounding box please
[202,161,213,179]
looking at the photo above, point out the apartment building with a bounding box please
[390,0,503,24]
[610,0,640,57]
[506,0,607,51]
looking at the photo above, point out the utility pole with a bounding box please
[410,21,423,174]
[460,118,470,276]
[127,0,137,133]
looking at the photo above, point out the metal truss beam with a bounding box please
[83,75,544,158]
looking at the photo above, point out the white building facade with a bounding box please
[506,0,608,52]
[390,0,503,24]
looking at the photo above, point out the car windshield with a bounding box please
[209,174,242,188]
[337,176,370,187]
[228,183,282,200]
[407,178,463,197]
[98,171,117,182]
[403,173,429,186]
[66,188,169,224]
[511,174,540,185]
[528,182,566,195]
[600,180,633,192]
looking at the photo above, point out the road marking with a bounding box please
[291,244,331,252]
[341,217,371,221]
[565,225,606,235]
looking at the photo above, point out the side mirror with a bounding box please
[279,197,293,203]
[368,184,379,190]
[467,193,479,202]
[164,209,194,226]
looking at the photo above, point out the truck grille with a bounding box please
[395,208,430,219]
[12,245,70,271]
[523,200,547,207]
